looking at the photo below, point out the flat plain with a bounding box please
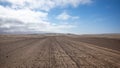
[0,34,120,68]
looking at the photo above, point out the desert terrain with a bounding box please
[0,34,120,68]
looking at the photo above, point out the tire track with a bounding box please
[51,37,78,68]
[55,37,96,68]
[27,37,51,68]
[65,37,120,67]
[0,37,47,68]
[0,35,120,68]
[16,38,48,68]
[0,37,46,56]
[58,37,120,68]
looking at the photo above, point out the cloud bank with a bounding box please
[1,0,92,11]
[0,0,92,33]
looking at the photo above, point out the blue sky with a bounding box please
[0,0,120,34]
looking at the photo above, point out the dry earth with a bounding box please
[0,35,120,68]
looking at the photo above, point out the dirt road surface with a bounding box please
[0,35,120,68]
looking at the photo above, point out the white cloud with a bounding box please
[27,22,75,33]
[54,0,92,7]
[0,6,48,23]
[57,12,79,20]
[1,0,93,11]
[0,0,93,33]
[57,12,71,20]
[0,6,76,33]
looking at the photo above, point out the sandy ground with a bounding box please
[0,35,120,68]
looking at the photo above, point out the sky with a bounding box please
[0,0,120,34]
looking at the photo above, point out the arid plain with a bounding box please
[0,34,120,68]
